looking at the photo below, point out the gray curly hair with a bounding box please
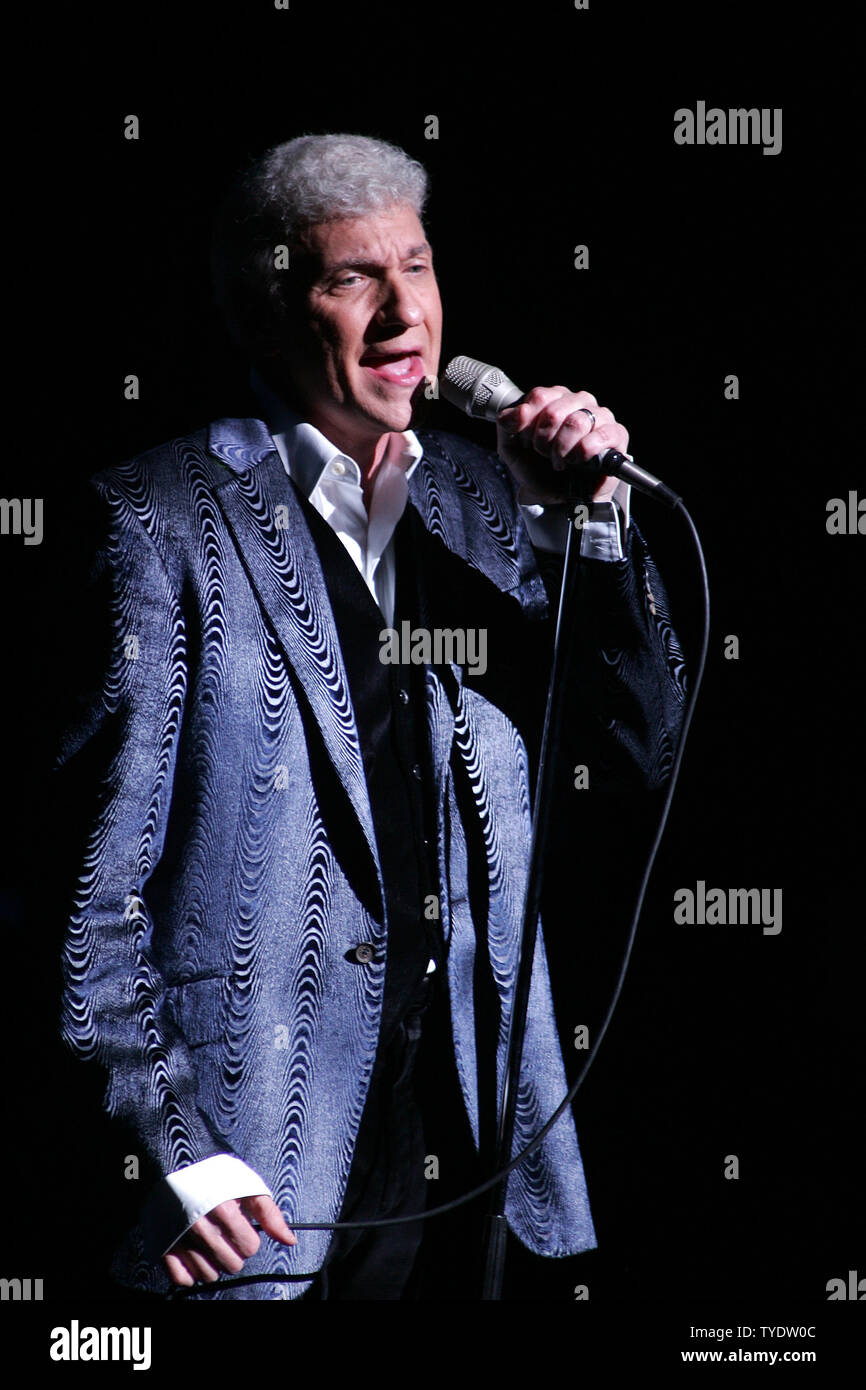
[211,133,430,364]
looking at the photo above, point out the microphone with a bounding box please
[440,354,682,508]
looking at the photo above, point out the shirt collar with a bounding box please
[250,367,424,498]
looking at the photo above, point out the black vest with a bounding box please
[294,490,442,1053]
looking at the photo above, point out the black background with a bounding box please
[2,0,862,1346]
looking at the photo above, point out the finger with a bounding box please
[180,1245,222,1284]
[163,1251,196,1287]
[190,1215,248,1273]
[207,1200,263,1259]
[501,390,601,456]
[562,420,629,467]
[242,1194,297,1246]
[498,385,586,440]
[546,406,617,470]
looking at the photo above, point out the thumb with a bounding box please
[241,1193,297,1246]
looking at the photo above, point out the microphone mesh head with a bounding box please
[442,355,505,416]
[442,355,482,392]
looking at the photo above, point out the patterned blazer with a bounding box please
[54,416,686,1299]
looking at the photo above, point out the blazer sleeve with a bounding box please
[532,515,689,794]
[51,475,231,1184]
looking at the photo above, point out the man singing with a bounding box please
[52,133,686,1300]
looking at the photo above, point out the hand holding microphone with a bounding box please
[440,356,681,508]
[495,385,626,507]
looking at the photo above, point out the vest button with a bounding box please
[412,763,423,780]
[398,688,409,705]
[354,943,376,964]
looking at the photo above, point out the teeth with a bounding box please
[366,355,416,374]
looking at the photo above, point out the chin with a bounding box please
[363,399,415,432]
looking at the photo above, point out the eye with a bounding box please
[335,273,363,287]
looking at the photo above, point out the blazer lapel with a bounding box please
[406,459,462,821]
[206,417,380,877]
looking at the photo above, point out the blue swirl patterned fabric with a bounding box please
[53,417,686,1299]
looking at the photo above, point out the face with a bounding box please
[278,204,442,458]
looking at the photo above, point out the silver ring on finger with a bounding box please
[577,407,596,431]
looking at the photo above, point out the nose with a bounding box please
[375,272,423,330]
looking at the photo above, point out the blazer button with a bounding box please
[354,943,376,964]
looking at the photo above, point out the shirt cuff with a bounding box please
[149,1155,274,1258]
[521,480,631,559]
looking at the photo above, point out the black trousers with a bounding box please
[303,968,489,1301]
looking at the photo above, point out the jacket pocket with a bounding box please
[164,973,232,1048]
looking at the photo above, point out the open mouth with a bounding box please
[359,350,426,386]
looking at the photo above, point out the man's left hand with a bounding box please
[496,386,629,506]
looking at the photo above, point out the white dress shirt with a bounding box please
[155,379,631,1254]
[254,370,426,628]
